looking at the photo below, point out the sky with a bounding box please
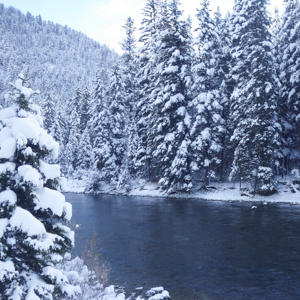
[1,0,285,53]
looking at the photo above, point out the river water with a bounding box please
[66,193,300,300]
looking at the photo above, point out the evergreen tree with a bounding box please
[120,17,139,178]
[229,0,281,195]
[150,0,193,193]
[89,72,106,145]
[191,0,226,187]
[79,87,91,133]
[276,0,300,173]
[0,74,78,299]
[64,106,80,175]
[105,63,127,187]
[76,127,93,173]
[42,92,56,133]
[135,0,162,180]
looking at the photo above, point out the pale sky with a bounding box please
[1,0,284,52]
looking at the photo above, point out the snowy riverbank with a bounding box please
[63,177,300,205]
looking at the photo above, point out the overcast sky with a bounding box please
[1,0,284,52]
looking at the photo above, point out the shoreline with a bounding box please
[63,178,300,205]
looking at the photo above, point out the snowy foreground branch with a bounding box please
[58,254,171,300]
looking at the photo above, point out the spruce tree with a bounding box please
[276,0,300,173]
[79,87,91,134]
[0,74,78,299]
[42,92,56,134]
[150,0,193,193]
[135,0,162,181]
[76,127,93,175]
[105,63,127,187]
[120,17,139,179]
[229,0,281,195]
[191,0,226,187]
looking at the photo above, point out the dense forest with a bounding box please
[1,0,300,196]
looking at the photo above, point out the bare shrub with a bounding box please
[80,230,111,293]
[57,231,110,300]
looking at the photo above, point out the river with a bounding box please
[66,193,300,300]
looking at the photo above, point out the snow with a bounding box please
[39,160,60,181]
[38,128,59,159]
[34,187,66,217]
[9,117,41,143]
[9,206,46,236]
[0,109,59,160]
[63,201,73,221]
[163,66,178,74]
[22,146,35,157]
[0,136,16,159]
[42,266,69,284]
[14,78,34,98]
[0,106,17,120]
[0,126,12,145]
[0,261,15,280]
[148,291,170,300]
[64,176,300,206]
[18,165,42,187]
[0,190,17,206]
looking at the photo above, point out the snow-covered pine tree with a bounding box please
[79,87,91,134]
[150,0,193,193]
[88,72,106,145]
[191,0,226,187]
[64,104,80,176]
[214,9,232,181]
[51,99,66,148]
[76,127,93,177]
[90,64,127,189]
[289,2,300,145]
[92,100,114,186]
[42,92,56,134]
[120,17,139,180]
[229,0,281,195]
[276,0,300,173]
[0,74,78,299]
[135,0,162,181]
[105,63,127,187]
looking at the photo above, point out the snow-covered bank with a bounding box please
[63,177,300,205]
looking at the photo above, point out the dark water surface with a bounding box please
[66,193,300,300]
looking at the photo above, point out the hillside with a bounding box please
[0,3,118,107]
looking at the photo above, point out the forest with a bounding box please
[1,0,300,299]
[0,0,300,197]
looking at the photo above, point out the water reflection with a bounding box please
[67,194,300,300]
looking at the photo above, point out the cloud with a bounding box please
[78,0,144,52]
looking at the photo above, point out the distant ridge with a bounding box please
[0,3,118,106]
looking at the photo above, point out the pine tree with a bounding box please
[276,0,300,173]
[191,0,226,187]
[0,74,78,299]
[42,92,56,133]
[105,63,127,187]
[64,106,80,175]
[215,9,232,180]
[229,0,281,195]
[120,17,139,179]
[76,127,93,175]
[90,64,127,188]
[79,87,91,133]
[89,72,106,145]
[135,0,162,181]
[150,0,193,193]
